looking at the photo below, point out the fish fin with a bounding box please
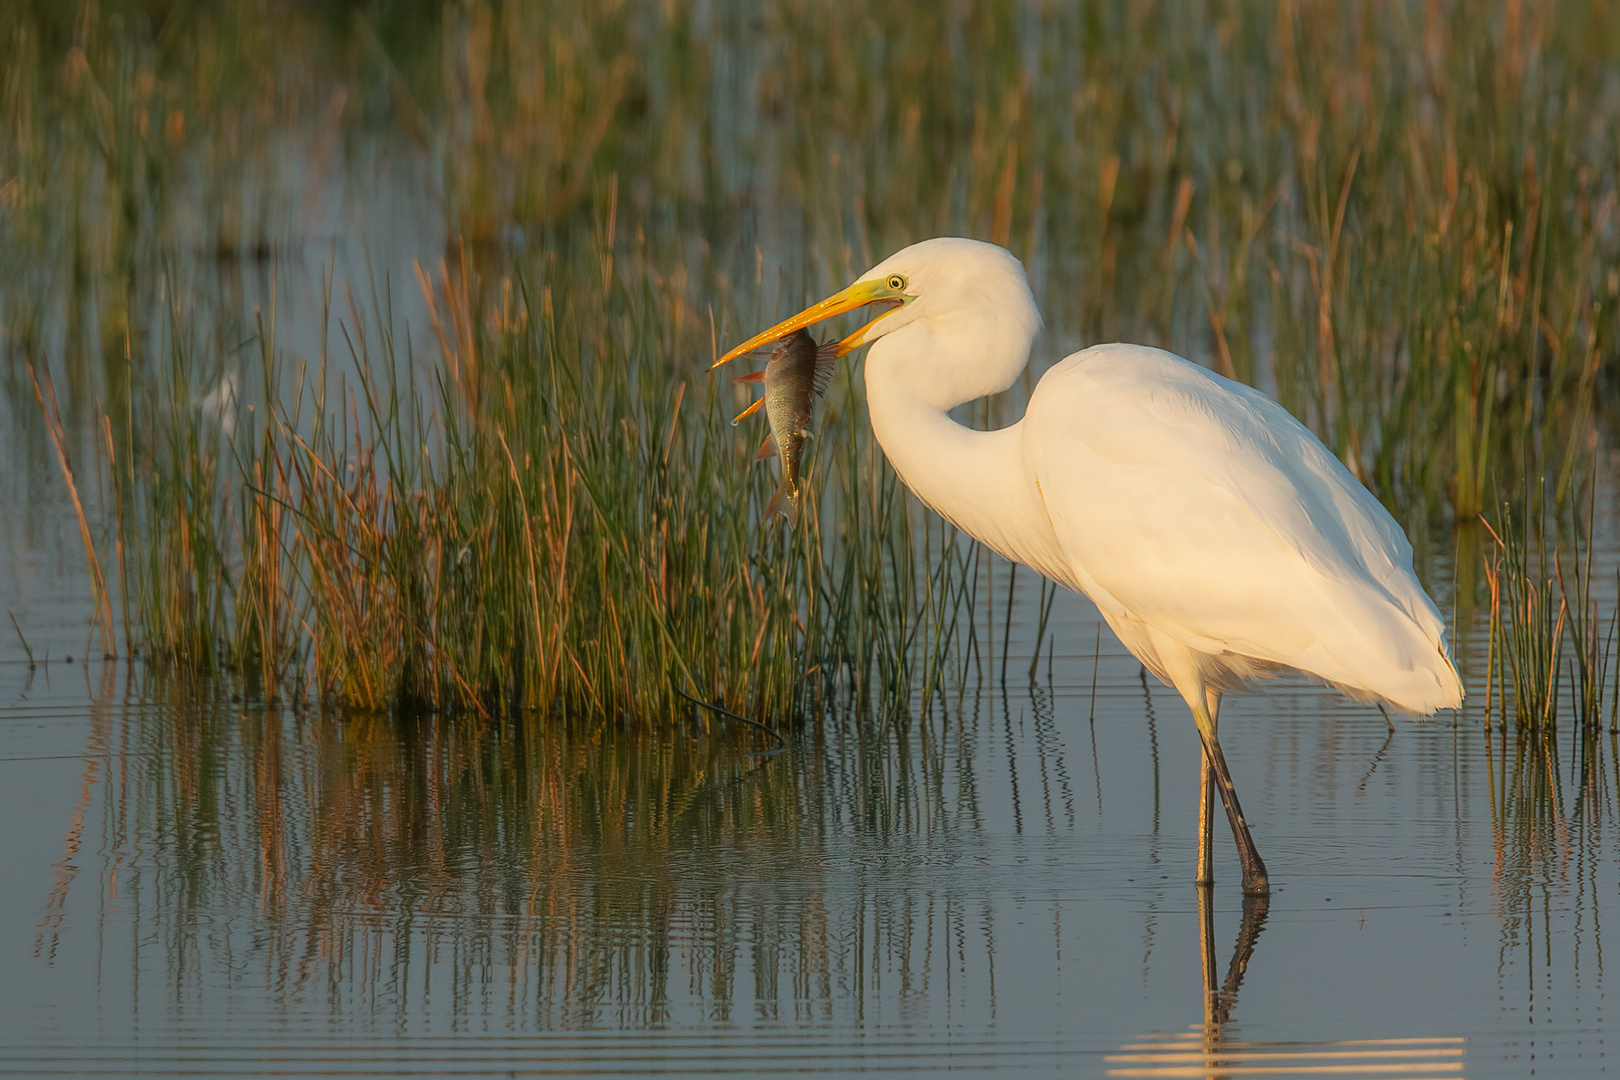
[764,482,800,528]
[755,434,777,460]
[730,397,765,425]
[812,342,839,396]
[733,370,766,384]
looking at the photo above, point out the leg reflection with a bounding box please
[1199,889,1270,1038]
[1109,894,1464,1076]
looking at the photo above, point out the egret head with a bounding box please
[710,238,1041,405]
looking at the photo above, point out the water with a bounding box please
[1,594,1615,1076]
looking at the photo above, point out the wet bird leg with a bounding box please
[1197,691,1220,886]
[1191,698,1269,895]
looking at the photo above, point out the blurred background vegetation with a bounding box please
[1,0,1616,726]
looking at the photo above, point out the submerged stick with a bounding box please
[8,611,35,669]
[672,685,787,748]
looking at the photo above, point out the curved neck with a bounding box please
[862,327,1066,582]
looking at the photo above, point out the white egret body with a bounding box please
[714,238,1463,894]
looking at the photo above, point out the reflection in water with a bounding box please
[1110,893,1466,1077]
[1198,891,1268,1033]
[1107,1032,1466,1077]
[34,679,1052,1031]
[3,657,1617,1075]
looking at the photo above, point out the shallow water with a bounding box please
[1,587,1615,1077]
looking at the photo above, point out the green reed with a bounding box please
[11,2,1617,501]
[1483,474,1620,733]
[113,230,965,720]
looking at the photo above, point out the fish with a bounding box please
[730,328,838,526]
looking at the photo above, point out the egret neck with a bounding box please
[861,320,1068,585]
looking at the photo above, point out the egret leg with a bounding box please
[1190,700,1269,896]
[1196,691,1220,886]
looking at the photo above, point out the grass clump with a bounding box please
[1482,475,1619,733]
[117,231,955,722]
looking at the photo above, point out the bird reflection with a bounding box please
[1109,893,1467,1077]
[1106,892,1271,1078]
[1198,889,1268,1036]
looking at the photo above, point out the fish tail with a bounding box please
[765,480,800,528]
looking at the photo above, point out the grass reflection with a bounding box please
[65,677,1016,1024]
[1481,716,1615,1013]
[13,654,1618,1064]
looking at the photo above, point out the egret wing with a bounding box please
[1027,344,1456,711]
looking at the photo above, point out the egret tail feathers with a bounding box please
[1304,589,1464,714]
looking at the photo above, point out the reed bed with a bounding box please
[2,1,1618,722]
[1482,473,1619,733]
[115,232,981,721]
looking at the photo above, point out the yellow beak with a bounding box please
[708,278,907,371]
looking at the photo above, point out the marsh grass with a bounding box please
[113,231,981,721]
[3,1,1619,724]
[1483,472,1620,733]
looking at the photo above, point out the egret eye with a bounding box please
[887,274,907,292]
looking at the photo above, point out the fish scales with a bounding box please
[733,328,837,526]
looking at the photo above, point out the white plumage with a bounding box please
[713,236,1462,894]
[1028,345,1459,715]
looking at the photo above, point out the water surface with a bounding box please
[1,591,1614,1077]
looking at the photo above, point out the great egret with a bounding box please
[712,237,1463,895]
